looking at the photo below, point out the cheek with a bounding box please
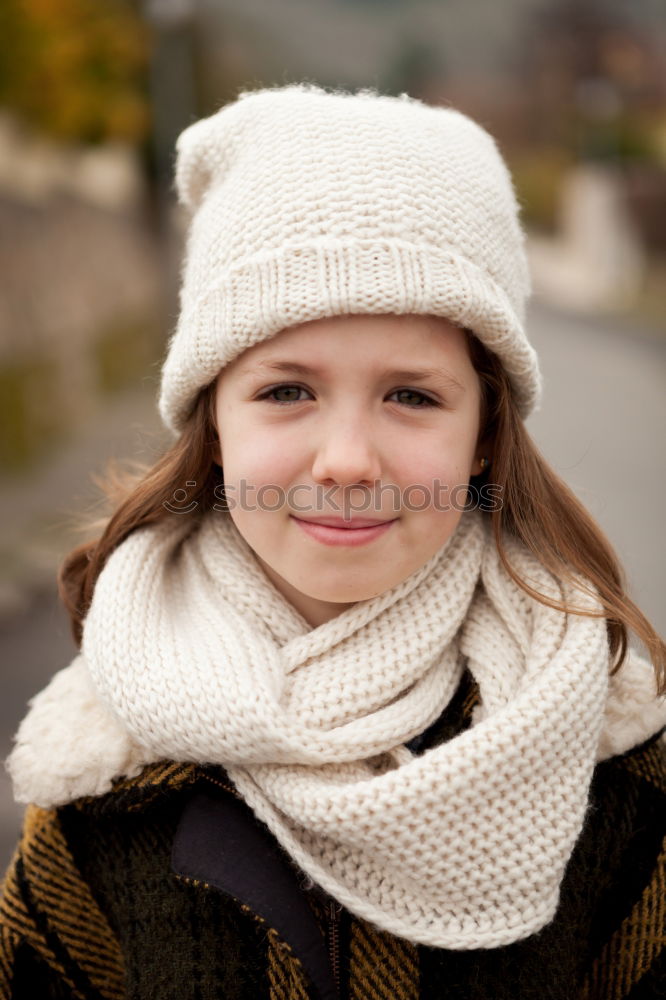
[220,418,301,488]
[391,425,476,489]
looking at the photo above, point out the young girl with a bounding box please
[1,82,664,1000]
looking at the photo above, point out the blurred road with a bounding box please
[1,300,664,872]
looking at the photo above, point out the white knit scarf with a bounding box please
[8,508,666,950]
[91,506,610,950]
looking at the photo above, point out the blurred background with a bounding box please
[1,0,665,868]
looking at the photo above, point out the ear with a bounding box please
[473,432,494,476]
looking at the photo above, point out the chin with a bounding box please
[299,580,392,604]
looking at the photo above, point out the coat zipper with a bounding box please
[326,899,341,998]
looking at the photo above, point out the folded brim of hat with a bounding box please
[158,237,542,436]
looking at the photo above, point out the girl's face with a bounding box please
[214,314,484,627]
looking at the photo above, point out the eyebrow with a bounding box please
[241,360,466,392]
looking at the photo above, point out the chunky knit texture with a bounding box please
[8,507,664,951]
[158,82,541,434]
[75,510,609,949]
[2,715,665,999]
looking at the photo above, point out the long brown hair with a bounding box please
[58,329,665,695]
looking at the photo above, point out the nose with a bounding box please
[310,412,382,487]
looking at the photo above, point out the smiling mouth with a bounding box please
[292,516,396,529]
[290,515,398,547]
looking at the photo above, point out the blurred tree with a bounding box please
[0,0,151,144]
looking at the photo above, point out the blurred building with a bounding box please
[0,113,164,473]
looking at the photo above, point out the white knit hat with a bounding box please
[158,82,541,435]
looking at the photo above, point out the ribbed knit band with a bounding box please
[158,83,542,435]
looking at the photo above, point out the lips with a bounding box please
[291,515,397,548]
[293,516,394,529]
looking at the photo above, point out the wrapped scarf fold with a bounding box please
[7,508,666,950]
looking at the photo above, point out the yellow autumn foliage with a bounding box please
[0,0,152,143]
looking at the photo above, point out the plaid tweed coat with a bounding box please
[1,665,664,1000]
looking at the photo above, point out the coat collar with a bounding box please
[171,780,339,1000]
[166,669,482,999]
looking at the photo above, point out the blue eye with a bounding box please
[389,389,438,408]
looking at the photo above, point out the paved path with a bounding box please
[1,301,664,872]
[525,301,665,634]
